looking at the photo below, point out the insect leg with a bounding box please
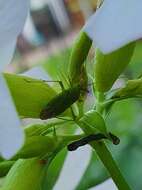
[53,126,57,140]
[57,73,78,120]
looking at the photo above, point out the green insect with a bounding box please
[40,84,83,120]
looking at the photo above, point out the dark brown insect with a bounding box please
[67,133,120,151]
[67,133,107,151]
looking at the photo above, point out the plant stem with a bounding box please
[90,141,131,190]
[96,92,105,114]
[76,120,131,190]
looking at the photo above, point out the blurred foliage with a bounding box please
[42,48,71,85]
[127,41,142,78]
[107,100,142,190]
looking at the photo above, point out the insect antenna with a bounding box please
[55,116,74,122]
[24,78,63,87]
[57,70,70,88]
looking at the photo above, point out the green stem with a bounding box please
[77,121,131,190]
[90,142,131,190]
[96,92,105,114]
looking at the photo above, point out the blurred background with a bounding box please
[7,0,97,73]
[4,0,142,190]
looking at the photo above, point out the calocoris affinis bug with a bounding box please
[67,132,120,151]
[40,84,84,120]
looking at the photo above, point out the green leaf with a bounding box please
[4,73,56,118]
[43,149,67,190]
[42,123,77,190]
[69,31,92,84]
[24,124,52,137]
[94,42,135,92]
[2,158,46,190]
[12,136,57,160]
[112,78,142,99]
[79,110,107,134]
[24,121,66,137]
[0,161,15,177]
[127,41,142,78]
[69,31,92,103]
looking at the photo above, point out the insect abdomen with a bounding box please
[40,85,81,120]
